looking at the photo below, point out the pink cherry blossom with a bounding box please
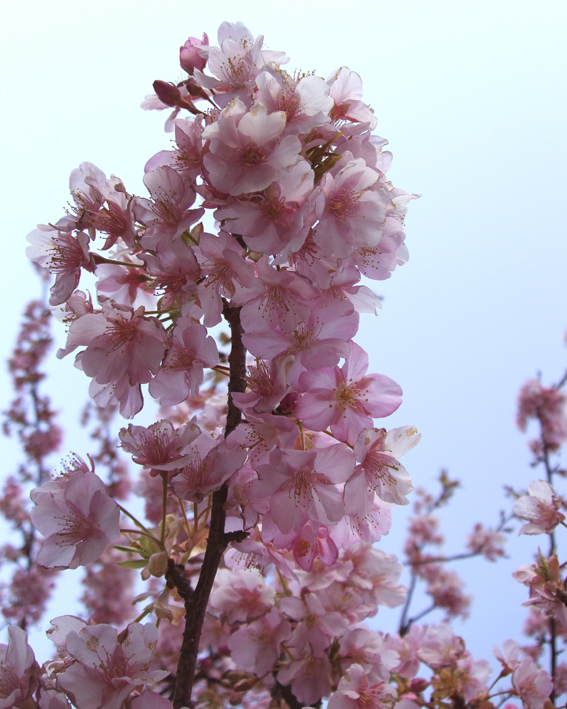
[196,22,288,108]
[242,298,359,385]
[226,411,299,466]
[343,544,406,612]
[517,379,567,451]
[149,318,219,406]
[331,495,393,549]
[255,71,333,135]
[209,569,275,624]
[0,626,38,709]
[344,427,419,516]
[140,237,200,311]
[313,157,392,259]
[494,639,522,673]
[37,688,72,709]
[134,166,204,250]
[388,624,425,679]
[292,522,338,571]
[63,300,167,417]
[417,624,465,669]
[466,523,506,561]
[203,99,301,196]
[513,480,565,535]
[193,231,255,326]
[251,445,354,535]
[454,654,491,702]
[56,622,167,709]
[328,67,378,128]
[30,463,120,569]
[27,226,95,305]
[146,118,205,186]
[328,664,396,709]
[277,653,333,706]
[180,33,209,75]
[512,656,553,709]
[119,419,200,475]
[231,356,292,415]
[339,628,399,684]
[227,607,291,677]
[280,590,349,657]
[169,432,247,503]
[95,262,157,309]
[296,342,403,445]
[513,554,567,628]
[214,159,314,255]
[235,257,319,334]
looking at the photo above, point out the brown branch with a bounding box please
[172,304,247,709]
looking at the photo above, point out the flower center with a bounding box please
[329,188,359,220]
[239,144,265,167]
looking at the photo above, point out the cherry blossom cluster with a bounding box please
[1,298,61,629]
[509,354,567,696]
[20,20,424,708]
[4,18,564,709]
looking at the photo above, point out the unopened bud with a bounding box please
[410,678,430,693]
[147,551,169,578]
[153,80,181,107]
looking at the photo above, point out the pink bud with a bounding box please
[179,34,208,74]
[410,678,430,693]
[153,80,181,107]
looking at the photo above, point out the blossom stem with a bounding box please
[116,503,152,534]
[92,254,145,269]
[161,477,167,546]
[119,528,161,543]
[177,497,192,538]
[486,670,506,694]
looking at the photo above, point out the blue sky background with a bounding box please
[2,0,567,669]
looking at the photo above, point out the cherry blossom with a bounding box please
[180,33,209,75]
[512,656,554,709]
[149,318,219,406]
[119,419,200,475]
[314,157,392,259]
[134,166,204,250]
[328,664,396,709]
[227,608,291,676]
[30,463,120,569]
[26,226,95,306]
[296,342,403,445]
[251,445,354,535]
[0,626,38,709]
[344,426,419,516]
[513,554,567,628]
[517,379,567,451]
[62,300,167,417]
[513,480,565,535]
[18,20,427,709]
[56,622,167,709]
[169,431,247,503]
[209,569,275,624]
[328,68,378,128]
[203,100,301,196]
[196,22,288,108]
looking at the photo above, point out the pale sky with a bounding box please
[2,0,567,667]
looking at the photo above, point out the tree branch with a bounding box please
[172,304,247,709]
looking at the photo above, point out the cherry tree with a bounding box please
[2,19,567,709]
